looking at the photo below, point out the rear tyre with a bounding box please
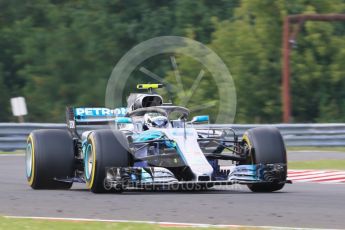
[26,130,75,189]
[242,127,287,192]
[85,130,131,193]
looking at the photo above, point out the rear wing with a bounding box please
[66,106,128,131]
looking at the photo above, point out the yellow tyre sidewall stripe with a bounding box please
[242,133,251,149]
[86,134,96,189]
[242,133,254,164]
[27,135,35,186]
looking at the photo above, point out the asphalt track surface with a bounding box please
[1,154,345,229]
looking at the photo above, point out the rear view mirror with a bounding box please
[191,115,209,123]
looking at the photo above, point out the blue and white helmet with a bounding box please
[144,113,168,128]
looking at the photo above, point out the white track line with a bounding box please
[3,215,342,230]
[318,178,345,183]
[288,170,313,174]
[297,174,345,182]
[288,170,328,174]
[288,172,345,180]
[310,175,345,182]
[287,171,329,179]
[287,170,345,184]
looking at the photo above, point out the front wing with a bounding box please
[102,163,291,190]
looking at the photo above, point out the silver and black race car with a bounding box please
[25,84,290,193]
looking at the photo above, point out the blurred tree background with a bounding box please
[0,0,344,123]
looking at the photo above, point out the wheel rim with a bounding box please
[85,144,93,180]
[242,135,254,164]
[25,143,33,178]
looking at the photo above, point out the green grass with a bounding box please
[289,159,345,170]
[287,146,345,152]
[0,217,201,230]
[0,150,24,154]
[0,217,260,230]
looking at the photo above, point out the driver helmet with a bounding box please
[144,113,169,128]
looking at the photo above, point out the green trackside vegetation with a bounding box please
[0,150,24,155]
[0,217,261,230]
[289,159,345,170]
[1,1,345,124]
[0,217,173,230]
[288,146,345,170]
[287,147,345,152]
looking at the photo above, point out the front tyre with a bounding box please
[242,127,287,192]
[26,130,75,189]
[85,130,131,193]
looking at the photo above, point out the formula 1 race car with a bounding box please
[25,84,290,193]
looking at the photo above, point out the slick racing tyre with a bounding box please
[84,130,131,193]
[26,129,74,189]
[242,127,287,192]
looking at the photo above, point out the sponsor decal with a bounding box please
[74,107,127,117]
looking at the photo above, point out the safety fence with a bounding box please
[0,123,344,151]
